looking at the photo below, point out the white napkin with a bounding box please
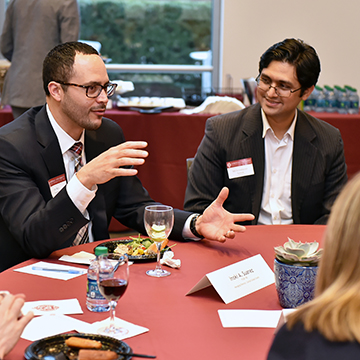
[22,298,83,316]
[59,251,96,265]
[160,251,181,268]
[21,314,93,341]
[180,96,245,115]
[90,317,149,340]
[218,309,282,328]
[22,314,149,342]
[113,80,135,94]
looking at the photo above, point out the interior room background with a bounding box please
[0,0,359,98]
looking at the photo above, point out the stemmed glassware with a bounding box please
[96,253,129,336]
[144,205,174,277]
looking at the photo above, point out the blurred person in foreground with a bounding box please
[0,0,80,118]
[267,172,360,360]
[0,41,254,272]
[184,38,347,225]
[0,292,34,359]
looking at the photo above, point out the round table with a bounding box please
[1,225,326,360]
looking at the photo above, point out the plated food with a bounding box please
[24,333,131,360]
[95,234,172,262]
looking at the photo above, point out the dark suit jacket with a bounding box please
[184,103,347,224]
[0,106,191,272]
[267,323,360,360]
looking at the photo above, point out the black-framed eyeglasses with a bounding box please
[256,75,302,98]
[56,81,117,98]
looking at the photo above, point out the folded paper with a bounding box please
[186,254,275,304]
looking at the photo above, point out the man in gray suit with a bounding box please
[0,0,80,118]
[184,38,347,225]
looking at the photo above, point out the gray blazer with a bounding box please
[184,103,347,225]
[0,0,80,108]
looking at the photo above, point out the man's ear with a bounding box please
[301,85,315,101]
[47,81,63,102]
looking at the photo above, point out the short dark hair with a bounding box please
[258,38,321,95]
[42,41,99,96]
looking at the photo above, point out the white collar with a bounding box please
[261,108,297,141]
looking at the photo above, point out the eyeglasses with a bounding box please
[256,75,302,98]
[56,81,117,98]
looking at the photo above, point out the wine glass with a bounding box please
[144,205,174,277]
[96,253,129,336]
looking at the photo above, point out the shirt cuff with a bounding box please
[182,214,202,241]
[66,173,97,216]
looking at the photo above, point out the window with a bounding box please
[78,0,218,99]
[1,0,221,100]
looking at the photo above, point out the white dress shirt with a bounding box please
[258,109,297,225]
[47,105,97,241]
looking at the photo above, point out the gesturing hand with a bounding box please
[76,141,148,189]
[195,187,255,242]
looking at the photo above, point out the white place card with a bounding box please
[218,309,282,328]
[186,254,275,304]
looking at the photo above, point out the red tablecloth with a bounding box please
[0,107,358,232]
[1,225,326,360]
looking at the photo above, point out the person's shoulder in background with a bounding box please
[268,322,360,360]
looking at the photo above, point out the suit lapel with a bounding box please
[35,108,110,240]
[240,105,265,222]
[35,107,66,185]
[292,112,317,223]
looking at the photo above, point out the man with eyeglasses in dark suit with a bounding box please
[184,38,347,226]
[0,41,254,272]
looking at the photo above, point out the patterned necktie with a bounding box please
[69,142,89,245]
[70,142,83,172]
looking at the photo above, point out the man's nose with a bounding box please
[97,87,109,102]
[267,85,278,97]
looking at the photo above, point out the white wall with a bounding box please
[221,0,360,92]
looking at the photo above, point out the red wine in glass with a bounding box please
[99,279,127,301]
[96,254,129,336]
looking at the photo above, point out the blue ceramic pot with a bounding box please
[274,258,318,308]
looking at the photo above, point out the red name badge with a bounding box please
[48,174,66,198]
[226,158,254,179]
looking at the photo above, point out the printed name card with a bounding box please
[186,254,275,304]
[226,158,254,179]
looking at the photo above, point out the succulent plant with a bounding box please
[274,237,323,267]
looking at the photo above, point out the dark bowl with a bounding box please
[24,333,131,360]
